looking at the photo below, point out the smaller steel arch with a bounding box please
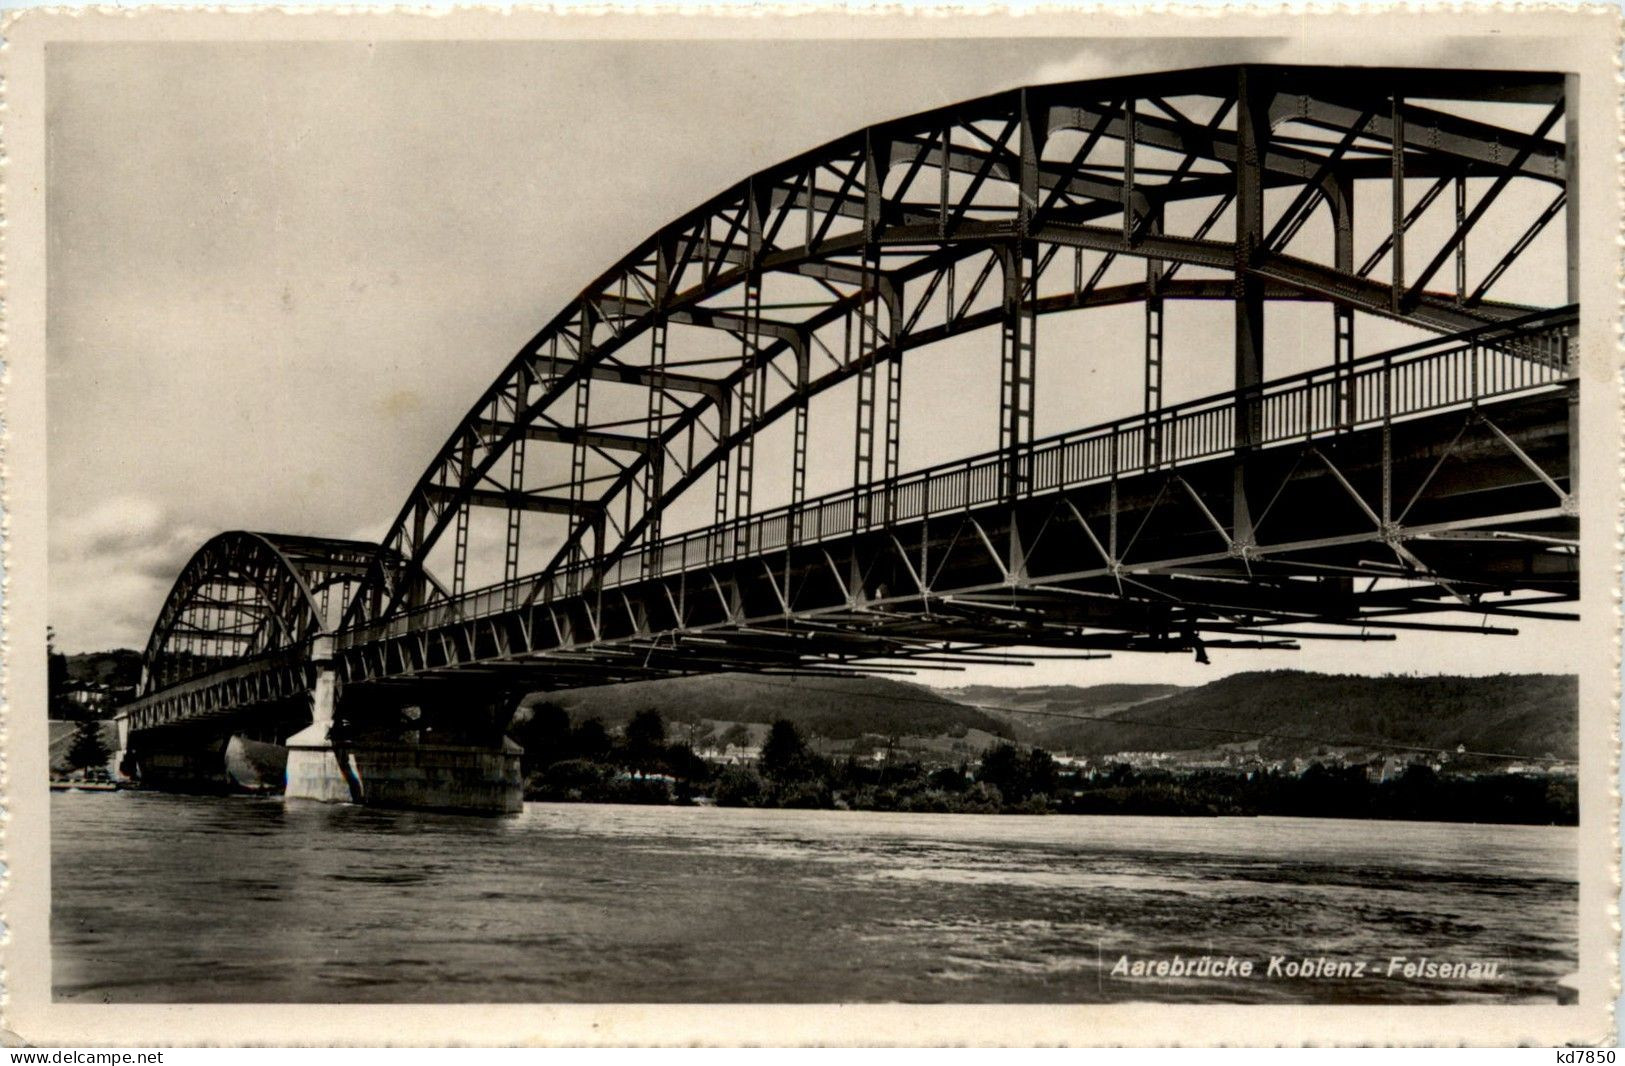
[138,532,397,698]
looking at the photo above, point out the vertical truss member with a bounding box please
[1144,202,1165,470]
[853,247,885,531]
[502,426,527,607]
[733,273,765,557]
[1001,89,1042,505]
[642,318,671,578]
[567,314,595,593]
[1232,68,1270,544]
[731,178,769,559]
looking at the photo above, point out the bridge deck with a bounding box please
[361,310,1572,640]
[119,310,1577,735]
[334,388,1574,691]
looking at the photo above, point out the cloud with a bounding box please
[55,495,166,557]
[1023,39,1296,89]
[49,495,212,653]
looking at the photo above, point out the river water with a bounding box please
[51,792,1575,1003]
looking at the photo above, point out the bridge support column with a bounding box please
[284,658,360,804]
[346,735,525,816]
[338,692,524,815]
[112,714,133,782]
[287,665,523,815]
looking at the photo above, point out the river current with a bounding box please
[51,792,1575,1003]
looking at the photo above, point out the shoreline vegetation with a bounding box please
[512,708,1577,826]
[51,646,1578,825]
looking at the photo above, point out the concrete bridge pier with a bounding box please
[344,731,525,816]
[113,715,133,781]
[339,689,524,815]
[284,640,523,814]
[284,659,360,804]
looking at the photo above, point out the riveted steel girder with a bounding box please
[340,64,1568,641]
[330,384,1576,693]
[121,65,1577,737]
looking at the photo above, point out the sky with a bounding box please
[44,37,1579,686]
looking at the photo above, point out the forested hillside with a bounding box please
[965,671,1576,761]
[530,673,1015,741]
[944,683,1182,748]
[64,649,143,688]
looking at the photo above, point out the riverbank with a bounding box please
[525,757,1577,825]
[91,710,1578,826]
[511,705,1577,826]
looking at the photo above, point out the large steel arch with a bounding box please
[345,63,1571,632]
[140,532,395,697]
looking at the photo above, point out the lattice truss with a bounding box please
[139,533,403,697]
[339,64,1572,643]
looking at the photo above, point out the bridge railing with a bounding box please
[342,308,1575,647]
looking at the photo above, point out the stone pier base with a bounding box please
[350,738,524,815]
[283,658,362,804]
[284,722,361,804]
[281,657,524,814]
[283,730,522,814]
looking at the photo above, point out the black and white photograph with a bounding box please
[5,9,1618,1046]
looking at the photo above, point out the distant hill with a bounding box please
[64,649,142,689]
[944,671,1577,762]
[529,674,1015,742]
[941,683,1182,748]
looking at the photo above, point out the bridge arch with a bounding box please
[139,532,396,697]
[343,63,1570,631]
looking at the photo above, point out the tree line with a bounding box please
[510,706,1576,825]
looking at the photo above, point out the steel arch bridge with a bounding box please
[119,63,1580,742]
[122,532,425,734]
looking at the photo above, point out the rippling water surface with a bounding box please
[52,792,1575,1003]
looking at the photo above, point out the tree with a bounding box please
[759,718,810,782]
[977,743,1028,803]
[572,716,612,761]
[48,627,68,691]
[663,742,709,783]
[719,723,752,750]
[623,708,668,772]
[511,701,573,774]
[48,627,76,720]
[529,758,610,801]
[714,766,766,807]
[1383,762,1440,821]
[65,720,112,773]
[1025,748,1058,799]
